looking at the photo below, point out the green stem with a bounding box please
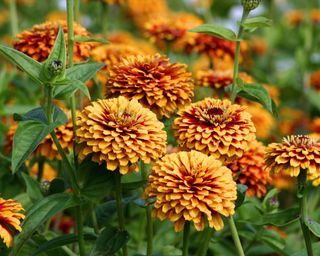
[298,170,314,256]
[182,221,191,256]
[67,0,75,67]
[115,172,128,256]
[197,227,212,256]
[9,0,18,37]
[37,158,45,182]
[75,205,86,256]
[90,203,100,234]
[46,86,53,123]
[101,3,109,34]
[228,216,245,256]
[230,9,249,103]
[140,162,153,256]
[74,0,80,22]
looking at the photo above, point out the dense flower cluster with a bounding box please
[105,54,194,118]
[76,96,167,174]
[144,150,237,232]
[173,98,256,161]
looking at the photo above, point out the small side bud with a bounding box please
[40,180,51,194]
[48,59,63,77]
[241,0,261,11]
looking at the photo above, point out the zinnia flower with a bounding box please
[144,12,202,45]
[310,70,320,91]
[76,96,167,174]
[0,198,25,247]
[105,54,194,118]
[13,20,94,62]
[227,140,270,198]
[173,98,256,161]
[29,162,57,182]
[144,150,237,232]
[5,122,18,155]
[265,135,320,179]
[195,69,233,89]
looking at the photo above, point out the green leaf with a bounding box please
[21,173,43,202]
[11,107,67,172]
[233,83,277,115]
[261,188,279,212]
[90,226,129,256]
[32,233,97,256]
[41,26,66,82]
[189,23,238,41]
[66,62,104,82]
[257,229,286,252]
[305,218,320,238]
[53,79,90,99]
[0,44,43,84]
[242,16,272,29]
[74,35,109,44]
[306,89,320,111]
[11,193,79,256]
[235,184,247,208]
[260,208,300,226]
[122,180,146,191]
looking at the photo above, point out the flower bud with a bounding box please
[40,180,51,194]
[241,0,261,11]
[48,59,63,77]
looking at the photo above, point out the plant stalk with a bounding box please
[197,227,212,256]
[230,9,249,103]
[228,216,245,256]
[298,170,313,256]
[37,157,45,182]
[182,221,191,256]
[9,0,18,37]
[74,0,80,22]
[115,171,128,256]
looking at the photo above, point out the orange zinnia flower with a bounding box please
[144,150,237,232]
[106,54,194,118]
[173,98,256,161]
[76,96,167,174]
[13,20,94,62]
[0,198,25,247]
[227,140,271,198]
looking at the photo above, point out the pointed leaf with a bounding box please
[46,26,66,71]
[235,184,247,208]
[53,79,91,99]
[66,62,104,82]
[306,218,320,238]
[242,16,272,29]
[21,173,43,202]
[90,226,129,256]
[0,44,43,84]
[190,24,238,41]
[11,193,80,256]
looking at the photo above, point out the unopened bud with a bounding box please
[48,59,63,77]
[40,180,51,194]
[241,0,261,11]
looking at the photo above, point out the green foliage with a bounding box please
[21,172,43,202]
[190,24,238,41]
[242,16,272,31]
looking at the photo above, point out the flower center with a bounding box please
[199,107,228,124]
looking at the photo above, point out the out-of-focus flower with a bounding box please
[249,37,268,56]
[192,55,234,74]
[195,69,233,89]
[127,0,169,30]
[29,162,57,182]
[91,43,146,84]
[4,122,18,155]
[45,11,67,21]
[107,31,135,44]
[36,114,74,160]
[310,117,320,134]
[76,96,167,174]
[278,108,308,135]
[144,12,202,46]
[265,135,320,180]
[106,54,194,118]
[13,20,94,62]
[144,150,237,232]
[0,10,9,27]
[227,140,270,198]
[246,104,274,139]
[0,198,24,247]
[271,172,296,190]
[173,98,256,161]
[286,9,320,26]
[310,70,320,91]
[50,215,74,234]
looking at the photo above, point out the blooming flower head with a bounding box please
[227,140,270,198]
[106,54,194,118]
[144,12,202,45]
[144,150,237,232]
[76,96,167,174]
[0,198,25,247]
[195,69,233,89]
[36,114,74,160]
[13,20,94,62]
[173,98,256,161]
[265,135,320,179]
